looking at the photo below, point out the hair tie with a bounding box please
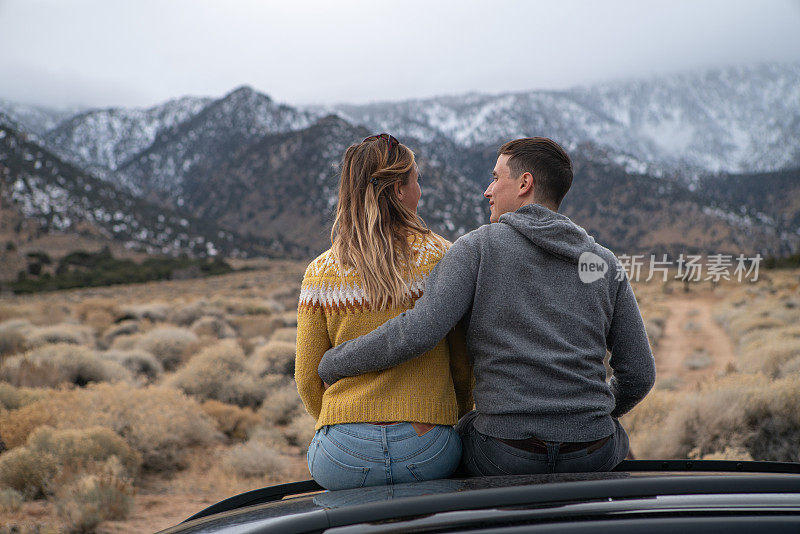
[369,177,379,186]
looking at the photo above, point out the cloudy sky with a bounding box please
[1,0,799,109]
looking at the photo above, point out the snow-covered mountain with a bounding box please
[329,63,800,178]
[43,95,212,178]
[1,62,799,263]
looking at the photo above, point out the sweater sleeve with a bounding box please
[447,319,474,418]
[606,274,656,418]
[294,268,332,420]
[318,235,480,385]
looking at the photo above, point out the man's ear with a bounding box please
[518,172,534,197]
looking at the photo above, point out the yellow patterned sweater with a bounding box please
[295,232,474,431]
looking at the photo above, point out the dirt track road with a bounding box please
[654,293,736,390]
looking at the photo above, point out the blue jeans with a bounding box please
[456,411,629,476]
[307,423,462,490]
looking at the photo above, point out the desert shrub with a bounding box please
[684,349,712,370]
[108,333,142,351]
[696,446,753,461]
[222,440,287,479]
[270,327,297,344]
[168,299,225,326]
[0,383,219,471]
[0,344,132,388]
[134,326,198,370]
[258,381,303,426]
[98,320,140,350]
[201,400,261,441]
[779,356,800,377]
[100,349,163,381]
[73,298,121,332]
[0,446,58,499]
[246,425,288,449]
[621,389,681,436]
[165,340,265,407]
[228,315,282,340]
[0,488,23,513]
[0,383,49,410]
[628,374,800,462]
[209,296,280,316]
[55,466,134,532]
[277,311,298,327]
[250,341,296,377]
[25,323,95,348]
[727,316,784,343]
[119,302,168,322]
[0,426,140,501]
[284,412,316,448]
[643,319,663,347]
[682,320,701,333]
[27,426,141,480]
[190,315,236,339]
[0,319,33,357]
[74,298,120,322]
[736,324,800,352]
[738,329,800,377]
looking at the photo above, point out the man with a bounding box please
[318,137,655,475]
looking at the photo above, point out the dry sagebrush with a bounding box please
[249,340,296,377]
[133,326,199,370]
[624,373,800,462]
[0,343,132,388]
[0,426,139,500]
[0,382,219,471]
[164,339,266,408]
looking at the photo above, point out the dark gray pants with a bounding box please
[454,411,629,476]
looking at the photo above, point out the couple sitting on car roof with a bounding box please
[295,134,656,490]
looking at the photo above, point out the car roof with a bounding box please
[158,461,800,534]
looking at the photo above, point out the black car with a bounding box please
[157,460,800,533]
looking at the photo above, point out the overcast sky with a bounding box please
[1,0,799,110]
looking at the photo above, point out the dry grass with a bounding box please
[684,349,712,370]
[190,316,236,339]
[25,323,95,349]
[119,302,169,322]
[98,320,140,350]
[0,426,141,500]
[55,466,134,532]
[133,326,199,371]
[167,299,225,326]
[0,383,220,471]
[249,340,296,377]
[270,327,297,344]
[73,298,121,333]
[0,488,23,513]
[200,400,261,441]
[284,412,316,448]
[0,344,132,388]
[164,340,266,408]
[100,349,163,382]
[0,319,33,357]
[227,315,282,340]
[626,374,800,462]
[221,440,288,479]
[258,381,304,426]
[0,383,49,411]
[0,446,57,499]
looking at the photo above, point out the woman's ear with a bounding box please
[394,181,403,199]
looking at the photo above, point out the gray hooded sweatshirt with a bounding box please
[318,203,656,442]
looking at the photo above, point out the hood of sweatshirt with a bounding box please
[499,203,596,264]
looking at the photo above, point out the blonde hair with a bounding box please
[330,137,446,310]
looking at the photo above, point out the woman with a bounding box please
[295,133,473,490]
